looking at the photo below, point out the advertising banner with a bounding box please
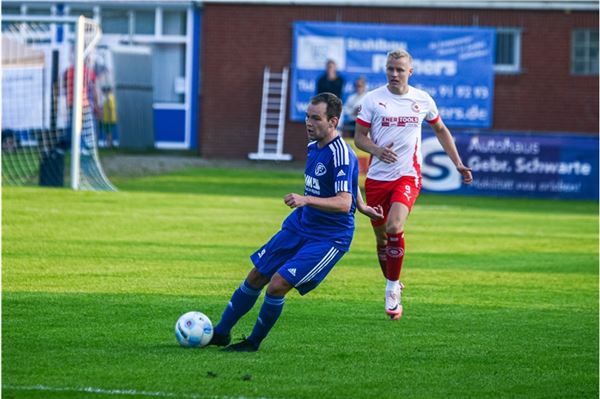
[421,131,599,200]
[2,65,46,130]
[292,21,495,128]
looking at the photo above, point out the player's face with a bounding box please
[386,56,412,95]
[305,102,335,142]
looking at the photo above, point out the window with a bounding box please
[494,28,521,74]
[1,5,21,15]
[102,8,129,34]
[27,6,51,16]
[571,29,599,76]
[153,43,186,103]
[163,10,186,35]
[134,10,155,35]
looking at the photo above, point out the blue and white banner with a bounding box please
[291,21,495,128]
[422,131,599,200]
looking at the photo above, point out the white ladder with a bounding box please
[249,66,293,161]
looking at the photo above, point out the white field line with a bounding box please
[4,384,278,399]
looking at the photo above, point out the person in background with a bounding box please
[343,76,367,137]
[101,86,117,148]
[316,60,344,99]
[63,61,98,123]
[62,61,98,148]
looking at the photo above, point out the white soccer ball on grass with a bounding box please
[175,311,214,348]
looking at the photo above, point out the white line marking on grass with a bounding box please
[5,385,278,399]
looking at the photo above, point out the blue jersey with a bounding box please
[282,135,359,251]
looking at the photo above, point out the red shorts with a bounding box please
[365,176,422,227]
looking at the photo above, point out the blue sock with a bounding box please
[247,293,285,348]
[214,280,262,336]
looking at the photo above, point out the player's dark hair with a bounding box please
[311,92,342,121]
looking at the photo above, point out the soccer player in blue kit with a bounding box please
[208,92,384,352]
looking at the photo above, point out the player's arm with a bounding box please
[284,192,352,213]
[354,123,397,163]
[430,119,473,184]
[356,188,384,221]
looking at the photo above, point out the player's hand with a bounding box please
[359,204,384,221]
[284,193,308,208]
[457,164,473,184]
[376,143,397,163]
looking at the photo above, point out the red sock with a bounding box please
[376,245,387,277]
[385,232,405,281]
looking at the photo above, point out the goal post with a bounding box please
[1,15,116,191]
[70,16,84,189]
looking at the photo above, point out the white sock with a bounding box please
[386,279,400,291]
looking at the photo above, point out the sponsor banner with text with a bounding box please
[292,21,495,128]
[422,131,599,200]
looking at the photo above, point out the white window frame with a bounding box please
[494,27,521,74]
[571,28,599,76]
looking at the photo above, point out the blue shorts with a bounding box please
[250,229,346,295]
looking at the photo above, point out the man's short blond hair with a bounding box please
[387,49,413,63]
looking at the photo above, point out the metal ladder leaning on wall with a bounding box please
[248,66,293,161]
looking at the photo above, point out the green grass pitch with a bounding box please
[2,166,598,399]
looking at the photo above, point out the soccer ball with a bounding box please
[175,311,214,348]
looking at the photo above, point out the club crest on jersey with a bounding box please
[315,162,327,176]
[411,102,420,113]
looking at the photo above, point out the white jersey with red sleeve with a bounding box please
[356,85,440,182]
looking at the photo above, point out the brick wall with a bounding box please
[199,4,598,159]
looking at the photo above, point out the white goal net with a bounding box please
[2,16,116,191]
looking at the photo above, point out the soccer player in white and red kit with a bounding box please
[355,49,473,320]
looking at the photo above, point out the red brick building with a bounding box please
[199,1,598,159]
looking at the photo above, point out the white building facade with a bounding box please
[2,0,202,150]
